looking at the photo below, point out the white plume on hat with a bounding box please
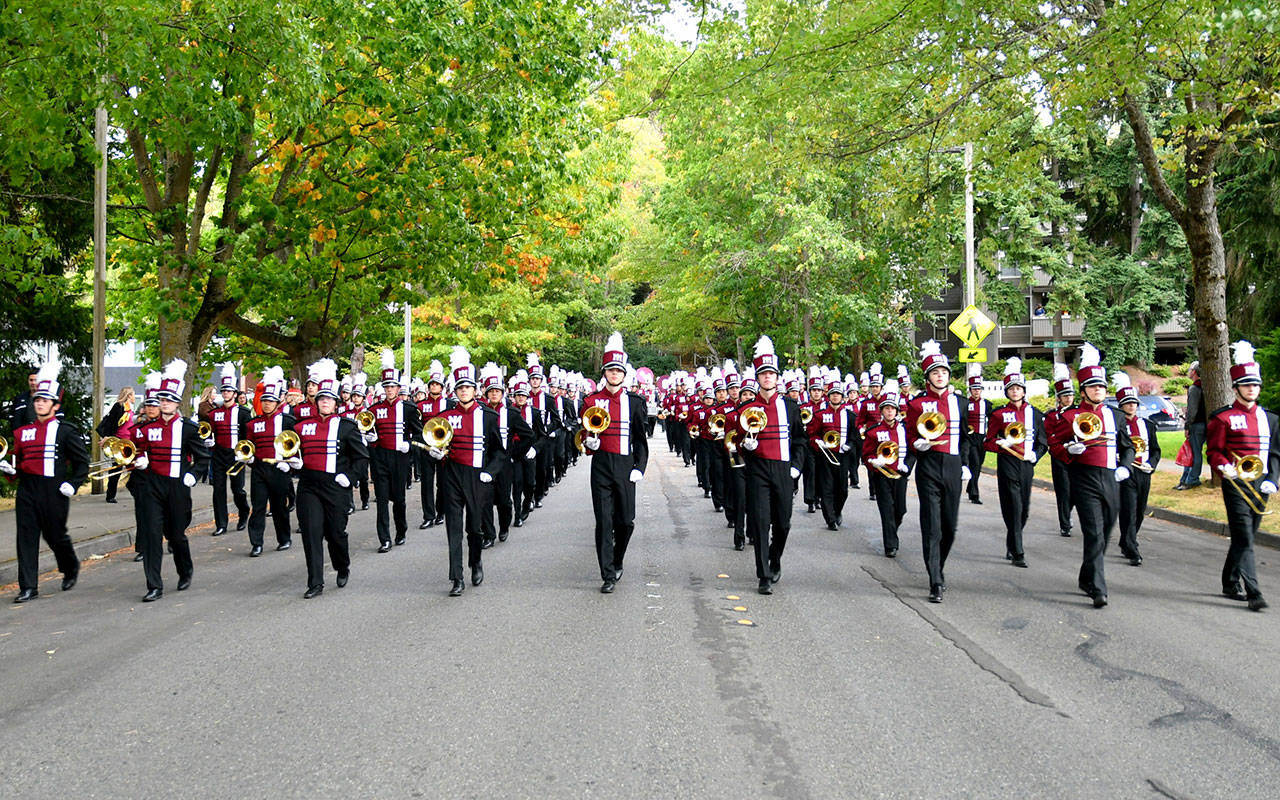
[309,358,336,383]
[144,371,162,392]
[1112,370,1131,390]
[1232,340,1256,366]
[710,366,723,382]
[1079,343,1101,369]
[845,372,857,385]
[35,357,61,386]
[807,365,822,380]
[428,359,444,379]
[262,365,285,386]
[219,362,236,381]
[860,371,870,384]
[1053,362,1070,382]
[449,346,471,373]
[604,331,625,353]
[869,361,882,378]
[352,371,367,386]
[967,362,982,379]
[481,361,501,379]
[898,364,910,379]
[526,352,541,368]
[723,359,737,375]
[380,348,395,371]
[753,335,775,357]
[624,363,637,388]
[920,339,942,360]
[884,379,900,396]
[742,366,756,381]
[511,368,528,384]
[163,358,187,383]
[1004,357,1021,377]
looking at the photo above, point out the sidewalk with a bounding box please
[0,481,226,587]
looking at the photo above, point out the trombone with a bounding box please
[197,421,213,440]
[88,436,137,480]
[707,413,726,439]
[872,440,901,479]
[421,417,454,453]
[999,421,1025,458]
[226,439,255,476]
[817,429,842,466]
[740,407,767,442]
[1071,411,1112,448]
[1130,436,1154,473]
[1227,452,1273,516]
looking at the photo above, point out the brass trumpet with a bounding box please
[873,439,901,479]
[818,428,842,466]
[917,410,946,441]
[197,421,213,440]
[1228,452,1272,515]
[741,407,768,442]
[226,439,255,476]
[708,413,726,439]
[355,410,376,433]
[1000,421,1025,457]
[88,436,137,480]
[725,429,745,469]
[422,417,453,452]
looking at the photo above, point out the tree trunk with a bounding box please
[1128,166,1143,255]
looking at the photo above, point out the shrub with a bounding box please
[981,359,1007,381]
[1020,357,1053,379]
[1137,379,1158,394]
[1162,376,1192,396]
[1146,364,1171,378]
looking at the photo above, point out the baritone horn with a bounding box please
[197,421,213,440]
[800,407,813,425]
[819,429,842,465]
[873,440,901,479]
[226,439,255,476]
[741,407,768,442]
[917,411,946,441]
[275,430,301,459]
[355,410,375,433]
[1228,452,1272,516]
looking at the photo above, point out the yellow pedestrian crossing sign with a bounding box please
[958,348,987,363]
[949,305,996,348]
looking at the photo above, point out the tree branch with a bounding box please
[1121,90,1187,226]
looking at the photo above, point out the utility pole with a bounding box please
[403,300,412,381]
[91,33,107,494]
[963,141,975,310]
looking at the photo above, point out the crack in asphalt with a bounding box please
[862,564,1067,717]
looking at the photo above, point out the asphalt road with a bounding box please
[3,443,1279,799]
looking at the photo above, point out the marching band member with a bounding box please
[736,336,805,595]
[342,374,371,513]
[365,349,423,552]
[719,360,741,531]
[1115,371,1160,567]
[580,333,649,593]
[897,364,916,401]
[203,363,251,536]
[528,353,559,506]
[903,341,970,604]
[1047,343,1134,609]
[127,372,162,563]
[1207,341,1279,611]
[1046,364,1077,537]
[424,347,508,597]
[984,358,1046,568]
[288,359,368,599]
[508,370,545,527]
[862,380,912,558]
[962,364,991,505]
[3,359,88,604]
[726,368,758,549]
[808,375,855,531]
[133,359,210,602]
[853,364,885,495]
[416,360,449,529]
[801,366,826,513]
[480,362,536,546]
[242,366,295,556]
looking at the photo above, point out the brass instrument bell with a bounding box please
[917,410,946,440]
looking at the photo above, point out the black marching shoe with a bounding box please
[212,527,226,537]
[250,546,263,557]
[336,570,349,588]
[513,517,524,528]
[347,505,355,516]
[14,588,38,603]
[1128,554,1143,566]
[498,529,509,543]
[969,497,982,505]
[471,564,484,586]
[534,500,543,509]
[236,517,248,532]
[449,580,465,597]
[433,515,444,526]
[105,497,118,504]
[758,579,773,595]
[827,522,838,531]
[807,503,816,514]
[885,548,897,558]
[1092,593,1109,608]
[142,588,162,602]
[176,576,191,591]
[1223,586,1248,601]
[600,580,616,594]
[481,538,495,550]
[734,541,745,551]
[419,519,431,529]
[1060,528,1073,537]
[1011,556,1028,568]
[303,586,323,599]
[362,502,370,511]
[133,552,144,562]
[276,541,292,551]
[1249,596,1269,612]
[62,574,78,591]
[928,586,943,603]
[395,535,406,546]
[377,541,392,553]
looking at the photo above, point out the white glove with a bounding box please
[629,469,643,483]
[1023,450,1037,463]
[1260,480,1277,496]
[427,446,446,461]
[183,473,196,488]
[897,463,910,474]
[479,472,493,484]
[395,439,410,454]
[202,437,215,448]
[960,466,971,482]
[740,437,758,452]
[275,460,291,473]
[996,438,1015,450]
[789,467,801,480]
[133,454,149,471]
[0,460,14,475]
[287,456,303,470]
[1066,441,1087,456]
[816,439,831,450]
[1114,466,1130,481]
[59,482,75,497]
[334,473,351,488]
[869,457,887,468]
[839,444,851,453]
[584,436,601,451]
[1218,463,1238,480]
[525,447,537,459]
[363,432,378,444]
[913,438,934,451]
[549,430,557,439]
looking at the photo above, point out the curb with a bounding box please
[980,466,1280,551]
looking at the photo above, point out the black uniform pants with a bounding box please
[961,432,985,501]
[536,436,554,499]
[707,438,726,508]
[15,477,79,591]
[694,437,710,490]
[664,417,676,453]
[143,477,194,591]
[128,473,148,555]
[210,447,249,531]
[557,429,572,479]
[296,472,351,591]
[513,455,535,517]
[248,463,292,547]
[441,460,486,582]
[418,453,439,521]
[1222,482,1265,598]
[676,425,693,466]
[915,451,961,588]
[354,460,370,509]
[802,445,818,505]
[1118,469,1152,558]
[590,451,636,581]
[646,415,656,437]
[746,458,794,581]
[370,448,410,544]
[1051,457,1074,534]
[817,449,849,525]
[996,455,1033,558]
[481,462,514,542]
[869,469,906,552]
[728,458,747,546]
[848,430,862,489]
[1070,465,1118,598]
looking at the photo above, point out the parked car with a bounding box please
[1104,395,1182,432]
